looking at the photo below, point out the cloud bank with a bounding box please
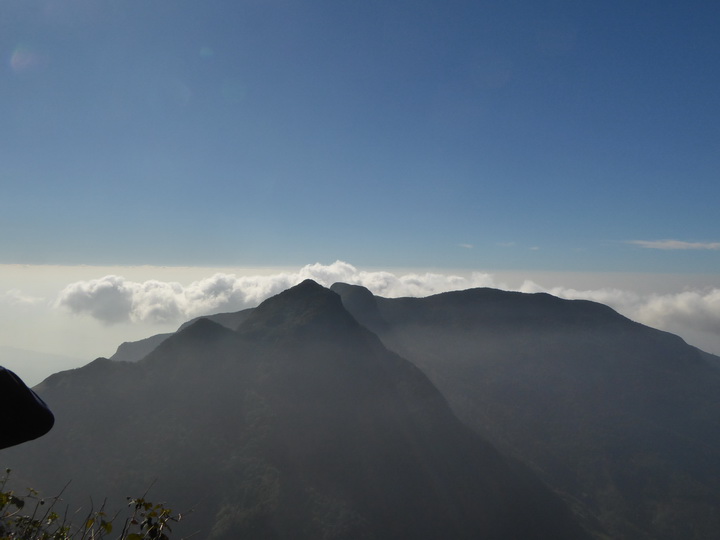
[54,261,720,354]
[55,261,497,325]
[518,280,720,353]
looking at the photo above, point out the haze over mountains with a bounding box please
[0,346,83,387]
[6,280,720,539]
[330,283,720,539]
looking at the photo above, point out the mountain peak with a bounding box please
[296,277,325,290]
[238,280,360,341]
[176,316,229,341]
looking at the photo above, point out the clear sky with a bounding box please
[3,0,719,271]
[1,2,720,383]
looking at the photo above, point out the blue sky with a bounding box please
[2,0,719,272]
[2,1,720,382]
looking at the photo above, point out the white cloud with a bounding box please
[517,281,720,353]
[2,289,45,306]
[56,275,134,324]
[628,239,720,250]
[634,289,720,335]
[519,281,642,312]
[55,261,499,325]
[53,261,720,356]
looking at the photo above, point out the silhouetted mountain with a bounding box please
[177,309,254,333]
[109,332,172,363]
[331,283,720,540]
[109,310,254,363]
[3,281,586,540]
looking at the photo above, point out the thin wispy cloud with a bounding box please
[628,239,720,250]
[2,289,45,307]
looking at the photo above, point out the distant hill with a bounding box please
[3,281,586,540]
[177,308,254,333]
[331,282,720,540]
[108,332,173,363]
[109,309,254,363]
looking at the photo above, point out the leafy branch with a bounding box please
[0,470,188,540]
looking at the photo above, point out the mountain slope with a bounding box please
[331,282,720,540]
[108,309,254,363]
[3,280,586,539]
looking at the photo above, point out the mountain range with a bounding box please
[4,281,585,539]
[329,283,720,539]
[5,280,720,539]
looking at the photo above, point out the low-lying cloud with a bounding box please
[54,261,720,354]
[519,280,720,353]
[634,289,720,335]
[55,261,497,325]
[2,289,45,307]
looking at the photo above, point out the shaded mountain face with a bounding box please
[330,283,720,540]
[2,280,586,540]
